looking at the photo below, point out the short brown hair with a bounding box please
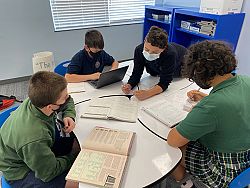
[145,26,168,49]
[85,30,104,49]
[182,40,237,83]
[28,71,67,108]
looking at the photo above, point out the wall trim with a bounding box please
[0,75,31,85]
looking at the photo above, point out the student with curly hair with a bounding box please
[167,40,250,188]
[121,26,187,100]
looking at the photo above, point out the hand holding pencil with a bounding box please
[187,88,208,101]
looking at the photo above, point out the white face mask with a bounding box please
[142,50,160,61]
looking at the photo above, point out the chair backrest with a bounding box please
[54,60,70,76]
[0,106,18,188]
[1,176,11,188]
[229,167,250,188]
[0,106,18,127]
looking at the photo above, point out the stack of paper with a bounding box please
[67,82,85,94]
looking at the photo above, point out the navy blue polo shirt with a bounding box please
[67,49,115,75]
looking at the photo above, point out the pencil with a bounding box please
[69,91,85,94]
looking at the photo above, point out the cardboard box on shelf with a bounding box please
[152,14,165,21]
[200,0,244,15]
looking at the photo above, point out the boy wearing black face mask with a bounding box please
[65,30,119,83]
[0,71,80,188]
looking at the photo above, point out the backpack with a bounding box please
[0,95,22,111]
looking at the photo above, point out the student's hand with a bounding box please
[187,90,208,101]
[63,117,75,133]
[133,90,150,101]
[121,84,132,94]
[91,72,101,80]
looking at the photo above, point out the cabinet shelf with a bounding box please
[143,5,181,41]
[171,8,245,50]
[147,18,170,25]
[143,6,245,51]
[175,28,214,39]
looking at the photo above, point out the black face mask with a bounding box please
[192,75,211,89]
[89,50,102,59]
[53,96,71,113]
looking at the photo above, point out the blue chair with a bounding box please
[1,177,11,188]
[229,167,250,188]
[0,106,18,127]
[0,106,18,188]
[54,60,71,76]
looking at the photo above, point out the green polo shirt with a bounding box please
[0,97,76,182]
[176,75,250,153]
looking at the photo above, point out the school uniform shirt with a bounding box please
[127,43,187,91]
[0,98,76,182]
[176,75,250,153]
[67,49,115,75]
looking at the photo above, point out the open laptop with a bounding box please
[88,65,129,89]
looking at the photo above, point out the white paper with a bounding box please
[142,90,189,127]
[67,82,85,94]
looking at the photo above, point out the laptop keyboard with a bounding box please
[89,80,98,86]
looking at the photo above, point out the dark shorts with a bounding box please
[8,171,68,188]
[185,141,250,188]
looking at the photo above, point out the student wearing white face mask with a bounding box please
[122,26,187,100]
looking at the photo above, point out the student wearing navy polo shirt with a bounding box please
[121,26,187,101]
[65,30,119,83]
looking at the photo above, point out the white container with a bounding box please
[181,21,191,30]
[32,51,55,73]
[200,0,244,15]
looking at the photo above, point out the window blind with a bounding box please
[109,0,155,25]
[49,0,155,31]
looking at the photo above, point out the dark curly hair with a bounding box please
[182,40,237,85]
[145,26,168,49]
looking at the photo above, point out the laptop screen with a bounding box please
[89,66,129,89]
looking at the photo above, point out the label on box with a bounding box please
[190,26,200,33]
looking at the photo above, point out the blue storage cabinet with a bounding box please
[171,8,245,50]
[143,5,181,41]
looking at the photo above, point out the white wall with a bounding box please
[0,0,143,81]
[162,0,200,7]
[236,0,250,75]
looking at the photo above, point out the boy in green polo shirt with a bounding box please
[0,71,79,188]
[167,40,250,188]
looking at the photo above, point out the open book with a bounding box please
[81,96,138,123]
[142,91,190,127]
[66,126,135,188]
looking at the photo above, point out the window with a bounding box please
[49,0,155,31]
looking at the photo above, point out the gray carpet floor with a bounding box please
[0,80,208,188]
